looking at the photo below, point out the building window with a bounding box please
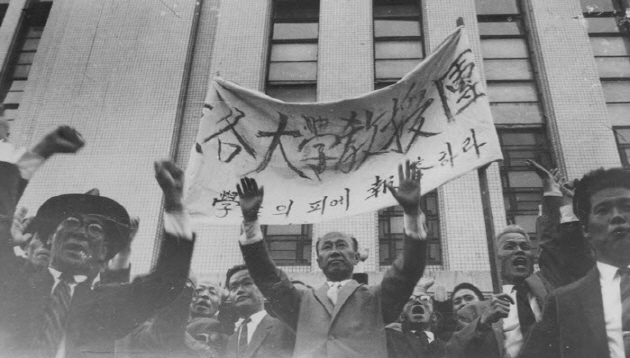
[498,129,553,245]
[373,0,423,89]
[379,191,441,266]
[0,2,52,122]
[476,0,545,125]
[266,0,319,103]
[582,0,630,127]
[614,126,630,168]
[261,224,312,266]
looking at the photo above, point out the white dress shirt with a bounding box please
[501,284,542,358]
[597,261,628,358]
[238,309,268,344]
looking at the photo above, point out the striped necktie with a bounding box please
[37,272,75,357]
[238,317,251,358]
[619,267,630,358]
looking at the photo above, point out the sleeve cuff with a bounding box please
[239,220,264,245]
[0,143,45,180]
[16,150,46,180]
[164,211,193,241]
[403,212,428,240]
[560,204,579,223]
[543,190,562,197]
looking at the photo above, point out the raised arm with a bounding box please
[526,160,594,288]
[381,160,428,324]
[100,161,195,338]
[236,177,301,329]
[1,126,84,278]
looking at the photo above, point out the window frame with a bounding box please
[614,126,630,168]
[378,190,442,266]
[264,0,319,103]
[262,224,314,266]
[372,0,424,87]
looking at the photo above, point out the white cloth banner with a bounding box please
[184,27,502,225]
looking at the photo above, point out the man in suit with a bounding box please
[520,167,630,358]
[446,160,594,358]
[386,284,446,358]
[0,130,196,358]
[236,161,428,358]
[224,264,295,358]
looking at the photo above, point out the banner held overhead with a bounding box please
[185,26,502,225]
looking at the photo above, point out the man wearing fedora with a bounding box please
[0,127,197,358]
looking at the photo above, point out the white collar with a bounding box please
[327,279,350,288]
[48,267,89,284]
[597,261,630,283]
[502,284,514,294]
[240,309,267,328]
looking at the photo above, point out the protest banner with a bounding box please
[184,26,502,225]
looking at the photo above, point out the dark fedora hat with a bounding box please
[34,192,131,261]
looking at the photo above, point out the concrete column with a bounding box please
[12,0,198,274]
[423,0,506,288]
[525,0,621,179]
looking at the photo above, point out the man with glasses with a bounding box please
[386,285,446,358]
[0,150,196,358]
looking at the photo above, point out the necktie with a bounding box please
[327,282,342,305]
[618,267,630,357]
[515,281,536,334]
[37,272,75,357]
[414,330,429,348]
[238,317,251,358]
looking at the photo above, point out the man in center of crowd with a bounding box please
[224,264,295,358]
[235,161,428,358]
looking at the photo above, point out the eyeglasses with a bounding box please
[59,215,105,238]
[409,294,433,303]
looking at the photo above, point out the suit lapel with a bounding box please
[580,268,608,357]
[330,280,360,323]
[244,314,274,358]
[493,319,505,358]
[314,283,334,316]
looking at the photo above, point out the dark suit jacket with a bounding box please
[225,313,295,358]
[241,236,427,358]
[519,267,610,358]
[386,323,446,358]
[0,162,195,358]
[445,195,595,358]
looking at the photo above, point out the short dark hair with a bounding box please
[315,232,358,256]
[225,264,248,288]
[451,282,485,302]
[574,167,630,227]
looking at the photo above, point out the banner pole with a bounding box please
[455,16,501,294]
[478,164,501,294]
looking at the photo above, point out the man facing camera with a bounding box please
[0,153,196,358]
[224,264,295,358]
[236,161,428,358]
[386,285,446,358]
[520,167,630,358]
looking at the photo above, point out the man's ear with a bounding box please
[353,251,360,264]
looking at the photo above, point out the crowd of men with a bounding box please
[0,124,629,358]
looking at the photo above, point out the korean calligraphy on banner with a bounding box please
[184,27,502,225]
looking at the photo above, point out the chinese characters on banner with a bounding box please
[184,27,502,225]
